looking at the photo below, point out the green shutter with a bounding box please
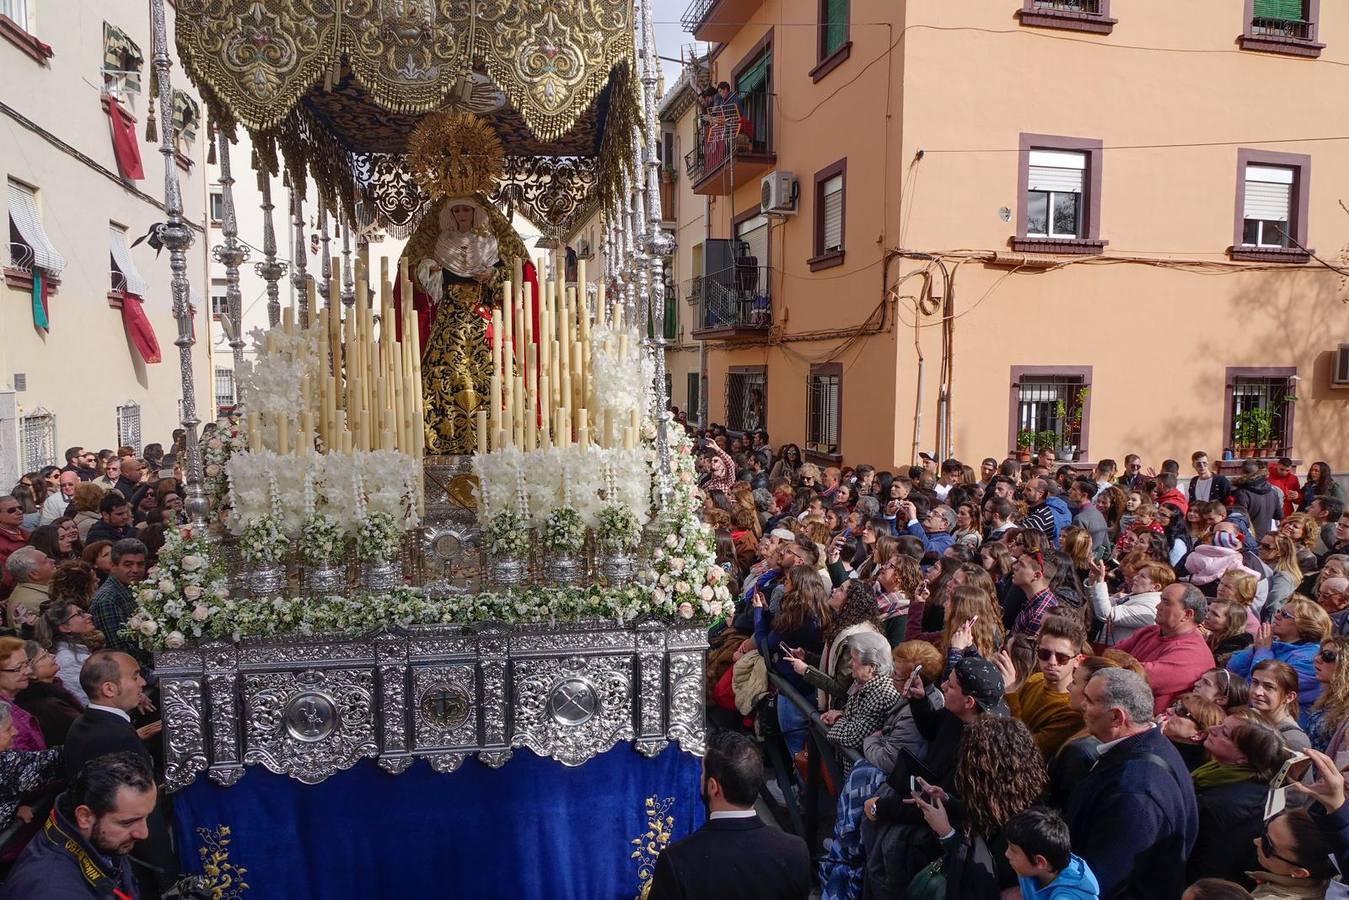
[663,295,677,340]
[1254,0,1305,21]
[737,52,770,95]
[823,0,848,56]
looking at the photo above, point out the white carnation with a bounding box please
[181,555,205,572]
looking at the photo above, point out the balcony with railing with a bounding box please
[688,265,773,340]
[3,241,34,289]
[1251,14,1315,41]
[683,91,776,196]
[1241,2,1321,56]
[681,0,765,42]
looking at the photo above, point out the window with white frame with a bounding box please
[211,293,227,318]
[1242,165,1294,249]
[214,368,236,413]
[820,174,843,253]
[209,190,224,224]
[1,0,30,30]
[1025,150,1086,239]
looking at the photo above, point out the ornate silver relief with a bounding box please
[161,678,208,793]
[512,655,635,767]
[241,669,379,785]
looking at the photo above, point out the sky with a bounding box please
[650,0,704,88]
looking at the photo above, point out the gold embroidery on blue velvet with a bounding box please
[632,795,675,900]
[196,824,250,898]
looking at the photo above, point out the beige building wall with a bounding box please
[0,0,212,486]
[682,0,1349,470]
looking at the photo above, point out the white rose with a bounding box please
[669,557,685,573]
[164,630,186,649]
[207,437,223,450]
[213,583,230,599]
[192,605,211,622]
[147,566,161,579]
[674,581,690,595]
[650,589,665,605]
[159,579,175,593]
[700,585,715,602]
[183,584,202,600]
[181,555,204,572]
[664,534,677,548]
[205,464,221,477]
[139,619,159,636]
[707,567,723,584]
[677,602,694,619]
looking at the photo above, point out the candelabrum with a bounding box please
[149,0,208,531]
[291,188,309,326]
[255,175,287,328]
[212,131,251,373]
[318,204,332,302]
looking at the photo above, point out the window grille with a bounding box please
[687,373,701,420]
[19,407,55,473]
[214,369,236,413]
[807,370,841,456]
[1016,375,1085,442]
[116,402,142,455]
[726,370,766,433]
[1229,377,1294,452]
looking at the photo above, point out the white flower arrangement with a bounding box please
[298,513,345,566]
[542,508,585,554]
[202,420,247,520]
[355,511,402,562]
[235,325,322,423]
[125,526,231,651]
[241,513,289,566]
[596,505,640,551]
[485,509,529,558]
[590,323,647,447]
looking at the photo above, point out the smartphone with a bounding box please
[905,664,924,693]
[841,528,853,540]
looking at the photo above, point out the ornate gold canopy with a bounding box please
[174,0,632,142]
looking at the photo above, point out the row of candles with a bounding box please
[478,256,641,454]
[244,257,426,465]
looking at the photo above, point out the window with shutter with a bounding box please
[1243,165,1294,248]
[1254,0,1305,21]
[821,175,844,252]
[822,0,848,58]
[1025,150,1086,239]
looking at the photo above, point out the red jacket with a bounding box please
[1266,466,1301,518]
[1114,625,1215,714]
[0,527,29,596]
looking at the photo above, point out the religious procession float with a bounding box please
[133,2,714,896]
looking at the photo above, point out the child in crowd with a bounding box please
[1004,806,1100,900]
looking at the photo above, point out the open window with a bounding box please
[102,22,143,102]
[7,179,65,300]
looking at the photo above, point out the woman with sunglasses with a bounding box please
[33,599,98,704]
[1159,691,1225,770]
[1257,533,1303,620]
[1227,597,1330,722]
[1248,659,1311,752]
[1188,716,1295,885]
[1305,636,1349,752]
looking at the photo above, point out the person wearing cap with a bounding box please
[919,451,938,474]
[865,656,1008,826]
[1064,667,1198,900]
[897,500,955,556]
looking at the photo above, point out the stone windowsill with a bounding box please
[810,41,852,82]
[1239,32,1324,59]
[1015,8,1117,35]
[1228,245,1311,264]
[1009,237,1107,255]
[808,249,845,272]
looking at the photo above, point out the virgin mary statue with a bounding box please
[396,194,537,455]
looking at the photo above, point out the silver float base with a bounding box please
[155,618,708,792]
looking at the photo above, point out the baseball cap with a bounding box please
[919,451,936,463]
[953,657,1009,716]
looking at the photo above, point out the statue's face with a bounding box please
[450,205,475,231]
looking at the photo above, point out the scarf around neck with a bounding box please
[1192,759,1257,790]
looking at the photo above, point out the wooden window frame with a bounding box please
[1240,0,1323,58]
[1013,133,1106,255]
[809,158,847,271]
[0,8,52,65]
[1230,148,1312,263]
[806,362,843,464]
[810,0,851,82]
[1007,365,1093,457]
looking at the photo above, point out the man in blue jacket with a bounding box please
[1019,478,1072,546]
[897,500,955,555]
[1063,668,1197,900]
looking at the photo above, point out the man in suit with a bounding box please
[648,730,810,900]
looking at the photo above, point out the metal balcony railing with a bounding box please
[684,91,772,184]
[680,0,716,32]
[691,265,772,333]
[6,242,33,272]
[1251,15,1315,40]
[1033,0,1102,12]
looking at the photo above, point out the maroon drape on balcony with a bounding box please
[120,293,161,363]
[104,95,144,180]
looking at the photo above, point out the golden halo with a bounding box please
[406,110,505,199]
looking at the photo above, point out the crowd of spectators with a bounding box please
[658,422,1349,900]
[0,432,191,898]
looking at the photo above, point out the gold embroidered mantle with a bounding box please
[174,0,633,142]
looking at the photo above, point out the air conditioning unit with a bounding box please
[1333,343,1349,387]
[761,171,797,214]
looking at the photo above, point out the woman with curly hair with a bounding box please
[940,584,1005,674]
[1095,486,1127,544]
[787,579,882,710]
[907,716,1049,900]
[1304,635,1349,751]
[1300,460,1344,512]
[907,560,994,646]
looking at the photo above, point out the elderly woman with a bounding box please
[14,640,83,745]
[819,632,900,750]
[0,702,60,849]
[1088,558,1173,645]
[786,580,882,711]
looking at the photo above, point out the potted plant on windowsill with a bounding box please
[1015,429,1034,462]
[1232,409,1265,459]
[1035,430,1059,455]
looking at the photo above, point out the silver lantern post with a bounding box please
[149,0,207,531]
[255,174,287,328]
[290,188,309,326]
[318,204,332,301]
[341,221,355,309]
[212,131,250,372]
[637,0,675,504]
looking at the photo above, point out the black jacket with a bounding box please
[647,814,811,900]
[85,521,136,545]
[15,679,84,747]
[1063,727,1198,900]
[1186,778,1265,887]
[1188,474,1232,506]
[876,688,966,823]
[62,707,149,780]
[0,796,139,900]
[1232,475,1282,538]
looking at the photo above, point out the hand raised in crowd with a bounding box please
[751,591,765,609]
[949,615,978,652]
[821,710,842,726]
[1087,559,1106,585]
[1289,748,1346,813]
[991,648,1020,695]
[1253,622,1274,651]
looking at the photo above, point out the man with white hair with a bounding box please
[897,501,955,555]
[5,547,54,627]
[38,470,78,526]
[1063,667,1198,900]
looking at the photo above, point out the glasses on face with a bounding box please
[1318,649,1340,664]
[60,609,91,625]
[0,664,29,674]
[1036,647,1074,665]
[1168,701,1197,723]
[1259,542,1278,552]
[1261,825,1301,868]
[0,506,19,516]
[1275,608,1295,622]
